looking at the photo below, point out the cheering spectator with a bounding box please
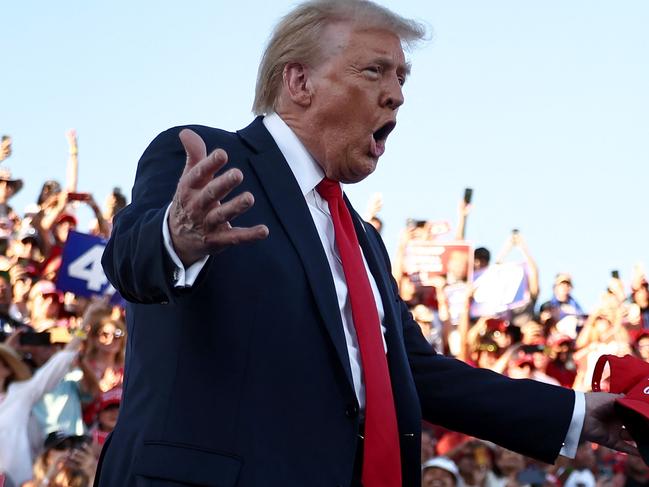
[422,456,461,487]
[494,231,540,327]
[0,169,23,246]
[89,188,126,238]
[546,335,578,388]
[452,440,492,487]
[27,281,65,332]
[10,227,44,269]
[524,342,561,385]
[30,330,97,458]
[82,315,125,395]
[23,432,95,487]
[36,180,62,209]
[574,306,630,391]
[505,352,535,380]
[546,273,585,321]
[473,247,490,273]
[89,388,121,455]
[487,446,528,487]
[628,279,649,330]
[412,304,442,352]
[632,331,649,363]
[0,337,82,486]
[421,427,438,464]
[8,265,36,325]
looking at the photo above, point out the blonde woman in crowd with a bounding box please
[573,304,630,391]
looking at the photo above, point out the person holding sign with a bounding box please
[100,1,638,486]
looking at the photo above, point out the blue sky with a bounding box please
[3,1,648,310]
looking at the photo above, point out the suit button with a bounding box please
[345,404,359,418]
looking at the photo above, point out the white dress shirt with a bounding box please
[161,112,584,457]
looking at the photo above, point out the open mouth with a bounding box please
[373,120,396,143]
[369,120,396,159]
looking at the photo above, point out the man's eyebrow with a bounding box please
[374,57,411,80]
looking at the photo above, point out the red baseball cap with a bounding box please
[98,387,122,411]
[592,354,649,464]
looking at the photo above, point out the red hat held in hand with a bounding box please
[592,354,649,464]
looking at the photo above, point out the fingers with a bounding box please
[185,148,229,191]
[204,192,254,230]
[179,129,207,173]
[205,225,269,247]
[193,168,243,214]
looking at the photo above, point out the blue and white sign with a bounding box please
[470,262,530,318]
[57,231,117,300]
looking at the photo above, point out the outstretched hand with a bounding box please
[169,129,269,266]
[582,392,639,456]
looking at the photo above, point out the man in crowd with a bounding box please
[100,1,637,486]
[549,273,585,320]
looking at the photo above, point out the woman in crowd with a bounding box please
[22,432,95,487]
[82,316,126,394]
[0,337,82,487]
[573,306,630,391]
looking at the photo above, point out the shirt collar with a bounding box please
[262,112,325,196]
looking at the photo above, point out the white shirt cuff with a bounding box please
[162,203,209,287]
[559,390,585,458]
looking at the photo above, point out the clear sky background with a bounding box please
[3,1,648,310]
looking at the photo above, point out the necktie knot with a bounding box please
[316,177,342,203]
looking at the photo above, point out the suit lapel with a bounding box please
[238,119,354,388]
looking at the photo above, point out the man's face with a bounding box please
[98,405,120,430]
[635,286,649,307]
[422,468,456,487]
[300,24,407,183]
[554,281,572,301]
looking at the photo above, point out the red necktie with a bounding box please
[316,177,401,487]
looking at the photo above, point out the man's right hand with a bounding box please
[169,129,269,267]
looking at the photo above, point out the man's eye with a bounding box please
[364,66,381,77]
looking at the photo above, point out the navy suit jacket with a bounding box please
[98,117,575,487]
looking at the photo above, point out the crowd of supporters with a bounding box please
[0,134,125,487]
[373,195,649,487]
[0,132,647,486]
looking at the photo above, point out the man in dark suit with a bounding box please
[98,1,636,486]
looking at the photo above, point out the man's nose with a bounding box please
[382,78,404,110]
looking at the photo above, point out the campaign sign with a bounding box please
[470,262,530,318]
[57,231,117,300]
[402,241,473,287]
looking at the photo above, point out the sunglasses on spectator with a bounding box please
[52,439,76,451]
[98,329,125,340]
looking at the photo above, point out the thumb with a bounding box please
[179,128,207,173]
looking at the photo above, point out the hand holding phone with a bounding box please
[463,187,473,205]
[67,192,91,202]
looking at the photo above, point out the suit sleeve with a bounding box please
[364,223,575,464]
[101,127,211,304]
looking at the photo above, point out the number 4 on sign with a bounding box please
[68,245,108,291]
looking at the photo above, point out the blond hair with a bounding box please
[252,0,427,115]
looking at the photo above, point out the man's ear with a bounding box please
[282,62,313,107]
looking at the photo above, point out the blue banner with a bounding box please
[56,231,118,302]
